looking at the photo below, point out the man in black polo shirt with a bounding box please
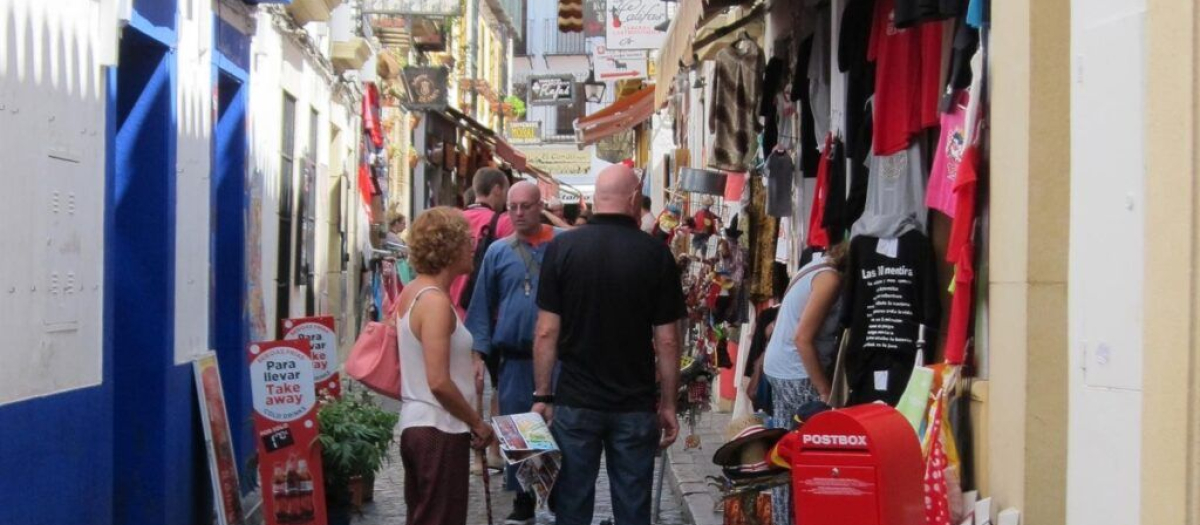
[532,164,686,525]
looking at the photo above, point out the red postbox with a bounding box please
[790,404,924,525]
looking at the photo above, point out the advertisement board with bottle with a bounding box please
[248,339,328,525]
[282,316,340,398]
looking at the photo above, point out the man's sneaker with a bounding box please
[504,492,536,525]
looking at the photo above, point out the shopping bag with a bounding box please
[923,395,953,525]
[896,347,935,435]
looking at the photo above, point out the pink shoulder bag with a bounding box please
[346,291,403,400]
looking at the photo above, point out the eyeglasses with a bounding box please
[507,202,540,212]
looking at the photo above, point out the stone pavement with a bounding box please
[354,394,691,525]
[663,411,732,525]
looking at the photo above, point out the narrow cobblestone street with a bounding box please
[356,395,693,525]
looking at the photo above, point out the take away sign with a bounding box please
[283,316,340,398]
[249,340,328,525]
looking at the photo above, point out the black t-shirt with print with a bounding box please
[537,214,687,412]
[839,230,941,405]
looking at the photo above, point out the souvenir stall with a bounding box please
[656,0,991,523]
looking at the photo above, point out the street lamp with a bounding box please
[584,69,606,103]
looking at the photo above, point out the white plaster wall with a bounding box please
[0,0,112,404]
[173,0,215,364]
[1067,1,1146,524]
[250,11,359,337]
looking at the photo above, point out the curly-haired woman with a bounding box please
[396,206,496,525]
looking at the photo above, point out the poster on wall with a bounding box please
[589,40,648,80]
[194,353,246,525]
[402,67,449,111]
[583,0,606,37]
[508,122,542,143]
[249,340,328,525]
[605,0,669,50]
[528,75,577,106]
[361,0,461,15]
[282,316,340,398]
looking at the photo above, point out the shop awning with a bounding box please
[575,85,656,145]
[653,0,704,109]
[493,138,527,172]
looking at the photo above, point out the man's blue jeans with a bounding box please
[550,405,659,525]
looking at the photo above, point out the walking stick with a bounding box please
[652,448,668,522]
[477,389,494,525]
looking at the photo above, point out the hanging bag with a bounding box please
[346,290,403,400]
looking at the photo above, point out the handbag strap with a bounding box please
[781,262,832,299]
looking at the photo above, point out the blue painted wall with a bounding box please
[109,24,207,525]
[214,69,254,469]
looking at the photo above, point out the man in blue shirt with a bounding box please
[466,181,560,525]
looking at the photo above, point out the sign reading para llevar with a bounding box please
[249,340,328,525]
[283,316,340,398]
[528,75,576,106]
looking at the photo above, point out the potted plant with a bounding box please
[316,389,399,524]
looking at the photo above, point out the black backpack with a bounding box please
[459,209,502,309]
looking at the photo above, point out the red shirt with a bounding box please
[943,145,979,365]
[450,205,515,318]
[869,0,944,155]
[806,135,834,249]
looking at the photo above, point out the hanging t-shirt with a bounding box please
[943,241,974,365]
[809,6,833,144]
[852,140,928,238]
[926,92,970,217]
[947,145,979,264]
[767,150,796,217]
[839,231,941,406]
[806,135,834,249]
[966,0,986,28]
[894,0,964,29]
[868,0,944,155]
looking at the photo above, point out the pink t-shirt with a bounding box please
[450,205,515,317]
[926,93,970,217]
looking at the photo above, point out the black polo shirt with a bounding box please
[537,213,687,412]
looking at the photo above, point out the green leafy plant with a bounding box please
[316,388,399,506]
[504,95,526,119]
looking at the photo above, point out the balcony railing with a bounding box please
[543,20,586,55]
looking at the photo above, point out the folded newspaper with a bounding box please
[491,412,561,507]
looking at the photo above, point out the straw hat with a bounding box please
[712,415,787,468]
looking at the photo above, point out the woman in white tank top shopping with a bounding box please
[393,207,495,525]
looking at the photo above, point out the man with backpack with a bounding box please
[451,167,514,470]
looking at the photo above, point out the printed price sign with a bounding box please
[248,340,328,525]
[283,316,340,398]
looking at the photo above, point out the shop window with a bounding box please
[296,108,319,315]
[555,84,583,136]
[276,93,296,333]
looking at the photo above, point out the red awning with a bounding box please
[576,86,656,145]
[494,139,527,172]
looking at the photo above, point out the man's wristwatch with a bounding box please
[532,393,555,404]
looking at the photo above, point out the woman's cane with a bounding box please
[477,389,494,525]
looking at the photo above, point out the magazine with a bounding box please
[491,412,561,506]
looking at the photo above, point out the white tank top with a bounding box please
[397,286,476,435]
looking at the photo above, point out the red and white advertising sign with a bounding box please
[249,340,328,525]
[283,316,340,398]
[589,39,648,81]
[194,352,246,525]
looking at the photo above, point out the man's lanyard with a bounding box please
[509,237,540,297]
